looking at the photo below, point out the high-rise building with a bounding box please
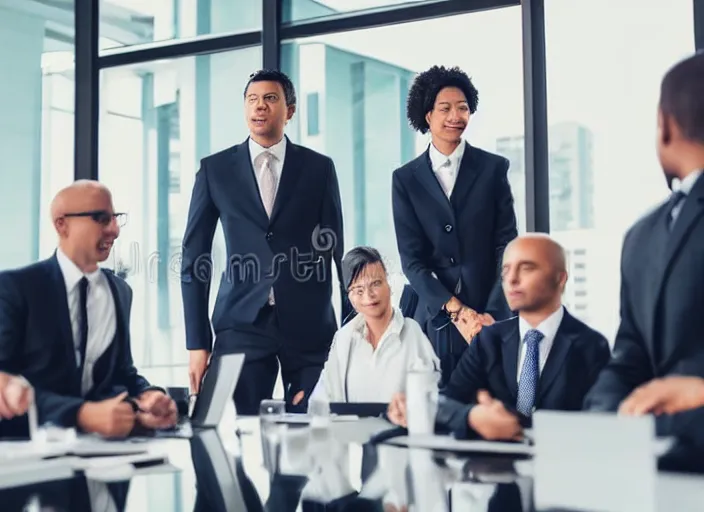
[496,122,595,232]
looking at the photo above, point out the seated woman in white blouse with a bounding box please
[309,246,439,404]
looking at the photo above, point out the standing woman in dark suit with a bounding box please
[392,65,518,385]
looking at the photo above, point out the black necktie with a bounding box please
[78,277,89,368]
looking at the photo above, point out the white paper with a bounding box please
[533,411,657,512]
[0,458,74,490]
[385,434,533,455]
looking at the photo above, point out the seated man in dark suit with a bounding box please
[387,234,611,440]
[0,180,177,439]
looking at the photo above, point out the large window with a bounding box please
[282,0,437,22]
[99,46,262,385]
[0,0,75,269]
[545,0,695,340]
[99,0,261,50]
[282,7,526,299]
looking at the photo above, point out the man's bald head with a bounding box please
[502,234,567,314]
[51,180,120,272]
[50,180,113,222]
[504,233,567,274]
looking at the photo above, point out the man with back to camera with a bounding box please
[181,69,347,414]
[388,234,611,440]
[584,52,704,444]
[392,65,518,386]
[0,181,177,439]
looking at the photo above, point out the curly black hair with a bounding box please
[244,69,297,106]
[406,65,479,134]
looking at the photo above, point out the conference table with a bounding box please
[2,407,704,511]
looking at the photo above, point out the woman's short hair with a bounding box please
[406,65,479,134]
[341,246,386,291]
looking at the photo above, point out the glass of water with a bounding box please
[259,399,286,475]
[308,398,331,429]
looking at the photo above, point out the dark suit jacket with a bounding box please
[584,173,704,443]
[392,143,517,327]
[438,309,610,438]
[0,255,153,438]
[181,136,346,354]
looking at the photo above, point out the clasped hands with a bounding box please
[387,390,523,441]
[449,302,494,343]
[77,389,178,438]
[0,372,33,420]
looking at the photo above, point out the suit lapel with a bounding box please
[449,143,481,211]
[412,150,454,220]
[46,255,79,375]
[537,312,575,400]
[229,140,269,230]
[650,175,704,357]
[501,319,520,401]
[270,138,303,224]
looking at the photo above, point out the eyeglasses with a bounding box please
[62,210,127,227]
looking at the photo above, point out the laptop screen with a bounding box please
[190,353,245,427]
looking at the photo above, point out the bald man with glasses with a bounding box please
[0,180,176,439]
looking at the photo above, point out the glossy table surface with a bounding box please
[2,408,704,512]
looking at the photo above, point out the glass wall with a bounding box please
[282,0,438,22]
[0,0,75,270]
[99,0,261,50]
[545,0,695,340]
[282,6,526,299]
[99,46,262,385]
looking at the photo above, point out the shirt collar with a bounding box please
[518,305,564,342]
[350,307,405,342]
[249,136,287,164]
[56,247,103,293]
[673,169,703,196]
[428,141,465,172]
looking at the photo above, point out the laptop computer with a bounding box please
[147,353,245,439]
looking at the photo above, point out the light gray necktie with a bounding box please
[258,151,277,217]
[258,151,277,305]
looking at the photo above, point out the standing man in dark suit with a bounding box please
[584,52,704,442]
[392,65,518,385]
[0,181,177,439]
[388,234,610,440]
[182,70,346,414]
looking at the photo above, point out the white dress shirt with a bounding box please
[670,169,703,223]
[249,136,287,193]
[428,141,466,198]
[56,248,116,395]
[516,305,564,382]
[309,308,440,404]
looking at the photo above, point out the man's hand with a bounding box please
[387,392,408,427]
[453,307,483,343]
[137,390,175,417]
[0,372,32,419]
[468,390,522,441]
[77,392,136,438]
[619,376,704,416]
[189,350,210,394]
[135,390,178,429]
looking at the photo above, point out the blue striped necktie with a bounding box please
[516,329,544,416]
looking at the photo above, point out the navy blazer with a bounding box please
[392,143,517,325]
[584,173,704,444]
[180,137,347,354]
[0,255,153,437]
[437,309,610,438]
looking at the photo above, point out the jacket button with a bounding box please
[266,232,273,240]
[445,224,452,233]
[449,257,455,264]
